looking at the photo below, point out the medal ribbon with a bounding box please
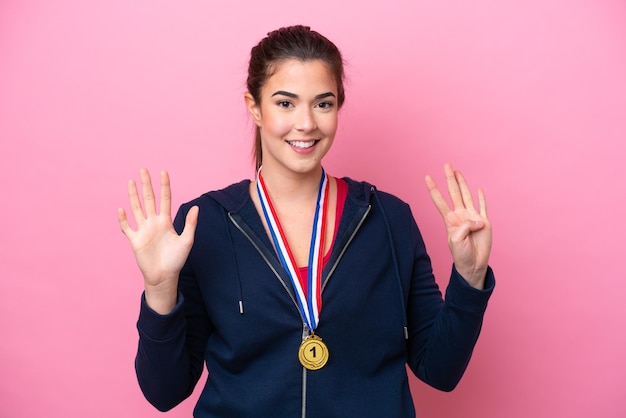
[256,168,329,332]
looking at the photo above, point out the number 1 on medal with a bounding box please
[298,334,329,370]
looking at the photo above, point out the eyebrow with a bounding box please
[271,91,336,100]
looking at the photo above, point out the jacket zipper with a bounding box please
[229,206,371,418]
[322,205,371,292]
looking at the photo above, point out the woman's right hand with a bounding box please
[118,168,199,314]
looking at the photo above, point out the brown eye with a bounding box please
[316,101,334,110]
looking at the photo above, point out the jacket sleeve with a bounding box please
[134,203,212,411]
[404,207,495,392]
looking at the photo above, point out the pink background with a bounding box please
[1,0,625,417]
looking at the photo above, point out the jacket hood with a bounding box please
[204,177,375,213]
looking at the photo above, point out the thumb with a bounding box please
[468,219,485,232]
[450,219,484,243]
[180,206,199,244]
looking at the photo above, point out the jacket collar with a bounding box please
[206,177,374,214]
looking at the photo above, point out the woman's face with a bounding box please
[246,59,339,177]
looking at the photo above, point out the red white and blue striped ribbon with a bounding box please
[256,168,329,332]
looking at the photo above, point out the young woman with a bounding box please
[118,25,494,418]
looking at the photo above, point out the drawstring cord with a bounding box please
[372,187,409,340]
[225,211,245,314]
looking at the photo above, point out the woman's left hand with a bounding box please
[425,164,492,290]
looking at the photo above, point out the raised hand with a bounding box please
[118,169,199,313]
[425,164,492,290]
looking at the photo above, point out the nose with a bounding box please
[295,107,317,132]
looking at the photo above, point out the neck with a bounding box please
[258,165,324,202]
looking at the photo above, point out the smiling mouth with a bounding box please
[286,140,319,149]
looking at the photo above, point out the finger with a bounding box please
[159,170,172,217]
[425,175,450,218]
[444,163,464,210]
[180,205,199,245]
[117,208,134,237]
[140,168,157,217]
[127,178,145,226]
[478,187,488,218]
[455,170,476,211]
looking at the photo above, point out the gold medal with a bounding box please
[298,334,329,370]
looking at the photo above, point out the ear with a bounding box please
[244,93,262,127]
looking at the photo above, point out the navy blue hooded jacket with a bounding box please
[135,177,495,418]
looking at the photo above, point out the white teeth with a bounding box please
[288,140,316,149]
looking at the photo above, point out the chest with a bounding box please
[250,179,338,267]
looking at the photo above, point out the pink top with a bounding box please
[297,178,348,297]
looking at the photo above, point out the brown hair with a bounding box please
[246,25,346,170]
